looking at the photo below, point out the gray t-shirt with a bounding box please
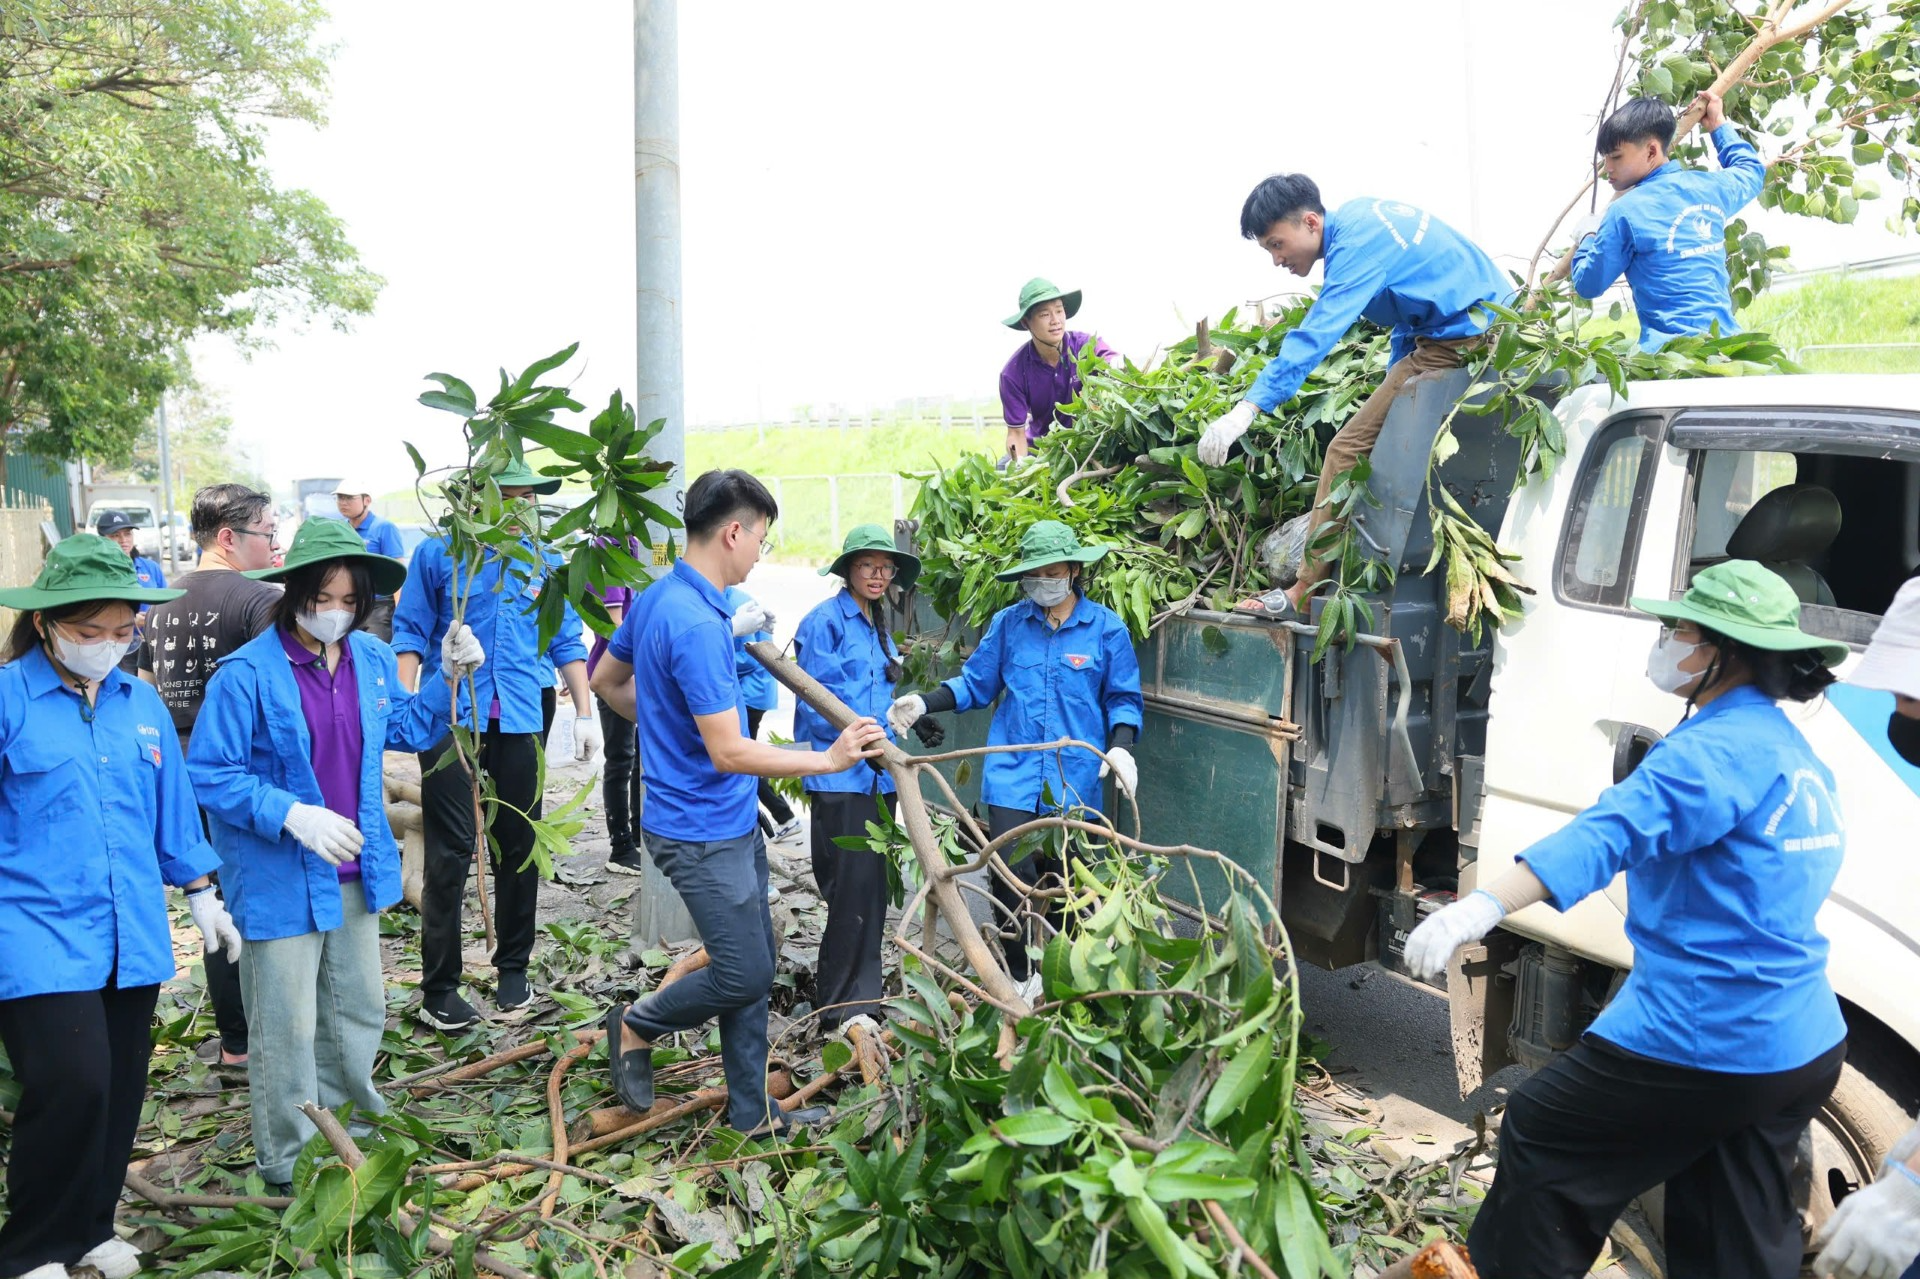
[139,567,282,747]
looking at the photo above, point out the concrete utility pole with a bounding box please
[156,395,178,570]
[631,0,697,946]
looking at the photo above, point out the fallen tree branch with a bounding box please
[123,1170,292,1212]
[1202,1199,1281,1279]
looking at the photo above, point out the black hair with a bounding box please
[3,600,131,665]
[1597,97,1675,155]
[684,469,779,541]
[191,483,273,549]
[1692,626,1836,708]
[1239,174,1325,240]
[270,559,375,636]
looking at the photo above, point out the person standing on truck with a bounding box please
[999,278,1116,464]
[886,520,1142,996]
[793,526,919,1029]
[1200,176,1507,619]
[590,470,886,1138]
[1812,576,1920,1279]
[391,460,601,1031]
[1564,90,1765,350]
[93,509,167,675]
[331,480,405,641]
[1400,561,1850,1279]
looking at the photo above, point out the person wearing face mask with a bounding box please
[0,535,236,1279]
[1810,577,1920,1279]
[186,519,485,1194]
[998,279,1116,464]
[793,526,921,1030]
[1399,561,1849,1279]
[887,520,1143,997]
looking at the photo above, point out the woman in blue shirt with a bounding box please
[725,585,798,844]
[0,535,238,1279]
[793,526,916,1029]
[888,520,1143,992]
[187,520,483,1193]
[1404,561,1850,1279]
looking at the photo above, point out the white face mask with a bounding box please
[1022,576,1072,608]
[48,628,125,683]
[298,609,355,645]
[1646,632,1705,696]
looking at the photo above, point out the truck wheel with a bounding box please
[1801,1058,1913,1239]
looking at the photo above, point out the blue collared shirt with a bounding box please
[795,588,900,795]
[1570,125,1765,350]
[1245,198,1509,412]
[132,554,167,616]
[941,594,1143,813]
[724,585,778,712]
[608,560,757,841]
[344,510,405,597]
[1520,685,1847,1073]
[0,649,219,998]
[390,536,587,733]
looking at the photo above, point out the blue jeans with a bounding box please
[240,884,388,1183]
[623,830,777,1132]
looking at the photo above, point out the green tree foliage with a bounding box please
[94,381,271,500]
[0,0,380,477]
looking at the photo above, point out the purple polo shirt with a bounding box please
[586,536,643,676]
[998,330,1116,441]
[278,626,364,881]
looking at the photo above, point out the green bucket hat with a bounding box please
[0,534,185,611]
[821,523,920,591]
[486,459,563,496]
[1631,560,1848,668]
[247,517,408,597]
[1002,277,1082,330]
[994,520,1111,581]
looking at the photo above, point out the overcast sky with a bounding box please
[190,0,1910,496]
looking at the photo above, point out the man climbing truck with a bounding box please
[904,369,1920,1253]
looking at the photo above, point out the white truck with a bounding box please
[77,482,171,559]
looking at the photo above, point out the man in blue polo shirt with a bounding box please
[588,469,886,1138]
[333,479,405,641]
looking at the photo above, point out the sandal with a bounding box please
[1233,589,1297,618]
[606,1003,655,1112]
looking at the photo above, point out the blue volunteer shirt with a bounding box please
[1519,685,1846,1074]
[1245,198,1509,413]
[132,553,167,616]
[942,594,1143,813]
[390,536,587,733]
[794,589,900,795]
[1570,124,1765,350]
[725,585,778,712]
[344,510,405,596]
[0,648,219,999]
[609,559,757,841]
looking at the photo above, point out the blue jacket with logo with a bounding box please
[1570,125,1765,350]
[941,594,1143,813]
[1519,685,1846,1073]
[187,629,453,941]
[795,589,900,795]
[1246,198,1508,413]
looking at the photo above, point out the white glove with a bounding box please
[1814,1163,1920,1279]
[732,600,774,637]
[188,889,243,963]
[1402,890,1506,981]
[572,714,603,762]
[283,801,365,867]
[1100,746,1138,796]
[1196,400,1258,467]
[440,623,484,681]
[887,694,926,738]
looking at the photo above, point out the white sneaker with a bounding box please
[80,1238,141,1279]
[10,1264,71,1279]
[1016,973,1043,1004]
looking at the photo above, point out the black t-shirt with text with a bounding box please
[139,567,282,746]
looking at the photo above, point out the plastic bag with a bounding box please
[1259,513,1314,587]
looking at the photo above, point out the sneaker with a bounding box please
[79,1239,140,1279]
[1016,973,1043,1004]
[741,1104,830,1140]
[417,989,481,1031]
[770,817,803,844]
[496,971,533,1013]
[606,847,646,877]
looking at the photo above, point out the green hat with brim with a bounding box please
[1003,277,1082,330]
[994,519,1111,581]
[821,523,920,591]
[1630,559,1848,668]
[246,517,408,597]
[0,534,185,610]
[486,459,563,496]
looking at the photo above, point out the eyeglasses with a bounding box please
[231,526,279,545]
[852,563,897,578]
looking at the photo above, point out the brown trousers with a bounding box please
[1295,335,1481,590]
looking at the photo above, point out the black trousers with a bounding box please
[0,983,159,1273]
[192,802,247,1055]
[598,699,643,856]
[986,805,1069,983]
[419,725,543,994]
[808,791,888,1029]
[1468,1034,1846,1279]
[744,708,794,831]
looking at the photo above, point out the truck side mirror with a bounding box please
[1612,724,1663,783]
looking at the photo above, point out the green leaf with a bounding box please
[994,1108,1077,1146]
[1203,1028,1274,1128]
